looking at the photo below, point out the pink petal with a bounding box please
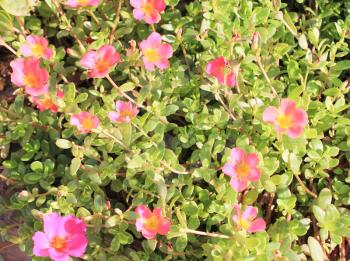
[32,232,50,257]
[135,205,152,219]
[144,13,161,24]
[70,115,81,127]
[133,9,145,20]
[230,148,246,165]
[48,248,70,261]
[130,0,142,8]
[158,219,170,235]
[25,84,49,97]
[280,99,296,115]
[230,178,248,192]
[92,116,99,128]
[153,0,166,11]
[146,32,162,47]
[80,51,97,69]
[292,108,308,127]
[135,219,145,232]
[206,57,225,78]
[222,162,234,177]
[20,44,33,57]
[247,218,266,233]
[88,69,108,78]
[66,234,88,257]
[248,168,261,182]
[109,111,121,122]
[242,206,257,220]
[44,213,61,239]
[158,44,173,58]
[226,72,237,87]
[155,58,170,69]
[141,230,157,239]
[246,153,259,167]
[43,48,54,60]
[262,106,278,123]
[143,58,155,71]
[10,58,25,86]
[232,204,242,222]
[287,125,304,138]
[62,215,86,235]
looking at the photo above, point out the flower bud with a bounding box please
[18,190,29,200]
[251,32,260,52]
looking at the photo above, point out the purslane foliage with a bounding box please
[0,0,350,260]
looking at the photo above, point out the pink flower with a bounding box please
[109,101,139,123]
[130,0,166,24]
[80,45,120,78]
[70,112,99,134]
[30,90,64,112]
[32,213,88,261]
[263,99,308,138]
[206,57,237,87]
[20,35,53,60]
[232,204,266,233]
[10,57,49,96]
[140,32,173,71]
[222,148,261,192]
[65,0,100,7]
[135,205,171,239]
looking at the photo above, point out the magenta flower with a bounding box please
[32,213,88,261]
[30,90,64,113]
[263,98,308,138]
[80,45,120,78]
[109,101,139,123]
[140,32,173,71]
[70,112,99,134]
[222,148,261,192]
[20,35,53,60]
[135,205,171,239]
[10,57,49,96]
[232,204,266,233]
[206,57,237,87]
[130,0,166,24]
[65,0,100,7]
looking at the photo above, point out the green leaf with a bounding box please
[307,237,324,261]
[70,158,81,176]
[0,0,35,16]
[30,161,43,172]
[317,188,332,210]
[56,139,72,149]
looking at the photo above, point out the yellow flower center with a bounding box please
[120,109,134,119]
[24,73,40,88]
[81,117,94,130]
[237,218,250,230]
[50,236,67,252]
[144,48,159,63]
[32,44,44,56]
[77,0,89,4]
[142,2,154,15]
[235,161,250,178]
[277,114,292,129]
[95,59,110,73]
[144,215,159,231]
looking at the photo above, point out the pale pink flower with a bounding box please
[65,0,100,7]
[109,101,139,123]
[206,57,237,87]
[32,213,88,261]
[10,57,49,96]
[263,98,308,138]
[20,35,53,60]
[135,205,170,239]
[222,148,261,192]
[130,0,166,24]
[30,90,64,112]
[140,32,173,71]
[232,204,266,233]
[80,45,121,78]
[70,112,99,134]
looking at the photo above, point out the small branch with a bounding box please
[87,10,100,25]
[181,228,232,239]
[294,174,317,198]
[109,0,123,43]
[256,56,277,97]
[15,17,27,36]
[214,91,236,120]
[0,38,18,57]
[0,174,17,185]
[150,24,156,32]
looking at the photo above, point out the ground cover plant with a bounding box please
[0,0,350,260]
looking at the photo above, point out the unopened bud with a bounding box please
[18,190,29,200]
[251,32,260,52]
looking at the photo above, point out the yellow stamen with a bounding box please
[235,161,250,178]
[144,214,159,231]
[32,44,44,56]
[81,118,94,130]
[24,74,40,88]
[50,236,67,252]
[277,114,292,129]
[142,2,154,15]
[237,218,250,230]
[144,48,159,63]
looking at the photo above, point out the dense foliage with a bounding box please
[1,0,350,260]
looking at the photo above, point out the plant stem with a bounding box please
[151,24,156,32]
[256,55,277,97]
[0,38,18,56]
[109,0,123,43]
[15,17,27,36]
[0,174,17,185]
[294,174,317,198]
[214,91,236,120]
[181,228,232,239]
[87,10,100,25]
